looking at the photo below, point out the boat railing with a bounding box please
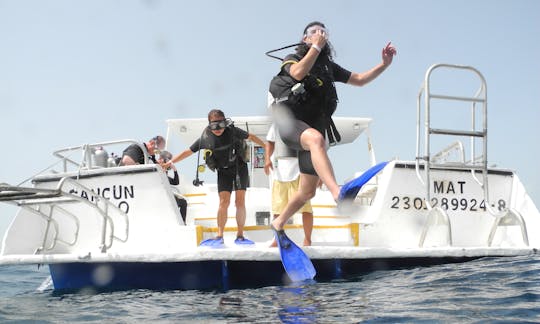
[14,139,147,187]
[53,139,148,172]
[416,63,498,215]
[431,141,465,164]
[0,176,130,254]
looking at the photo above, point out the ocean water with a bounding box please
[0,255,539,323]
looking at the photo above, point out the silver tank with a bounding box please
[91,146,108,168]
[107,153,117,167]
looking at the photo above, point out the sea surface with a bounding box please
[0,254,539,323]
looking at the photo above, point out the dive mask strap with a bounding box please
[265,42,303,61]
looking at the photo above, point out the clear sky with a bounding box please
[1,0,539,238]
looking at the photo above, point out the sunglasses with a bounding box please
[208,119,228,131]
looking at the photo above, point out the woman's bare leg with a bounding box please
[299,128,340,200]
[302,211,313,246]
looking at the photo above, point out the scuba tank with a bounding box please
[92,146,108,168]
[107,152,118,167]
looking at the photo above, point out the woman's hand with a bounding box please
[382,42,397,66]
[310,29,327,50]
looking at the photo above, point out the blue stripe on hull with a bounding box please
[49,261,225,291]
[49,257,481,292]
[312,257,480,280]
[227,260,285,288]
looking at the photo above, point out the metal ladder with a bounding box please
[0,177,130,253]
[416,63,489,208]
[415,63,528,247]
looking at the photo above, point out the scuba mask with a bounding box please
[208,118,232,131]
[305,26,329,40]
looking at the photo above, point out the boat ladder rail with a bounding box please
[487,208,529,247]
[418,206,453,247]
[415,64,497,213]
[355,185,378,206]
[415,64,530,248]
[0,177,129,254]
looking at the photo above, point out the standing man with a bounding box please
[165,109,265,245]
[264,124,313,246]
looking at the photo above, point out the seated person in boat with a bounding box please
[164,109,266,244]
[264,123,314,246]
[158,150,188,223]
[119,135,166,166]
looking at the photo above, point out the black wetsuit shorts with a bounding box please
[277,119,318,176]
[217,162,249,192]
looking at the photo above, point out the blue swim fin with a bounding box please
[234,236,255,245]
[338,161,389,201]
[199,237,224,247]
[271,225,316,282]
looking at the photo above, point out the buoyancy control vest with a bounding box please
[269,53,341,144]
[199,126,247,171]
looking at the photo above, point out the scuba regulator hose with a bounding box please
[193,133,204,187]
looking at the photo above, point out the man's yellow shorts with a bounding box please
[271,177,313,215]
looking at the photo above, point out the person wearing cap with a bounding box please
[165,109,265,245]
[119,135,166,166]
[270,21,396,233]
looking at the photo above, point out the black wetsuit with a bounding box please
[278,52,351,175]
[189,126,249,192]
[120,143,156,165]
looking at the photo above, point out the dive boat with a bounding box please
[1,64,538,291]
